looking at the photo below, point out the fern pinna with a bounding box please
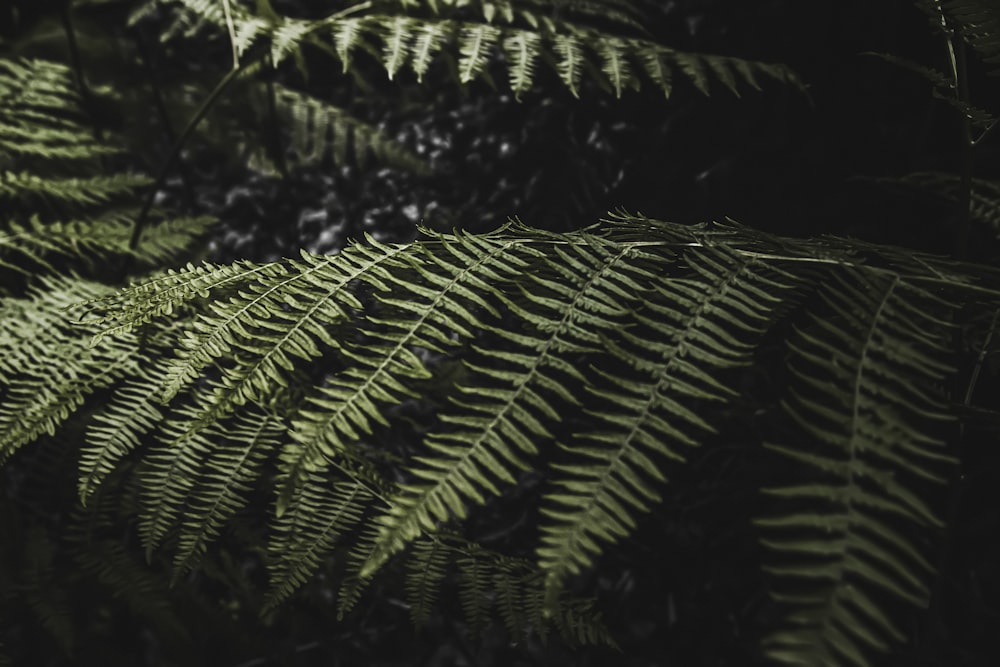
[68,212,1000,664]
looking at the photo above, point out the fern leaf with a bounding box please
[458,24,501,83]
[405,538,451,627]
[552,33,585,97]
[0,278,139,463]
[276,231,527,517]
[265,84,428,173]
[0,171,151,206]
[757,270,957,667]
[458,546,493,635]
[271,17,315,64]
[409,21,452,82]
[80,371,165,502]
[537,246,802,600]
[78,260,271,344]
[331,17,367,73]
[363,235,660,576]
[172,407,285,575]
[265,475,372,610]
[675,51,710,95]
[595,36,636,97]
[383,16,415,80]
[503,30,541,99]
[635,44,674,99]
[943,0,1000,75]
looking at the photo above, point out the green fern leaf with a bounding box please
[595,36,636,97]
[409,20,452,81]
[537,246,803,600]
[0,278,139,464]
[361,234,652,576]
[503,29,541,99]
[405,538,451,627]
[459,24,501,83]
[172,407,285,575]
[383,16,416,80]
[331,17,367,73]
[757,270,958,667]
[265,475,372,610]
[552,33,584,97]
[80,371,165,503]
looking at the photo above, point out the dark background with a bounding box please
[2,0,999,665]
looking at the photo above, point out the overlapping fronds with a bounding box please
[0,57,211,277]
[536,244,804,601]
[757,270,959,667]
[139,0,802,99]
[0,277,143,465]
[15,210,1000,657]
[0,214,214,274]
[0,58,116,162]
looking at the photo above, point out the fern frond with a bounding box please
[552,32,585,96]
[595,36,637,97]
[0,277,139,464]
[265,475,373,610]
[867,52,996,131]
[0,171,151,206]
[502,29,542,98]
[277,230,530,518]
[80,368,166,503]
[1,215,212,276]
[0,58,116,161]
[757,270,958,667]
[537,245,803,601]
[405,538,451,627]
[458,23,502,83]
[251,84,428,175]
[383,16,416,80]
[363,233,663,576]
[458,545,493,635]
[140,4,801,101]
[77,260,271,344]
[172,406,286,574]
[409,20,451,81]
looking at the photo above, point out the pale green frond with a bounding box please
[79,370,166,503]
[77,260,273,344]
[278,231,536,515]
[458,23,501,83]
[0,171,151,206]
[361,235,651,576]
[409,20,453,81]
[503,29,541,98]
[382,16,416,80]
[594,36,636,97]
[0,58,116,161]
[552,33,584,97]
[331,17,369,73]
